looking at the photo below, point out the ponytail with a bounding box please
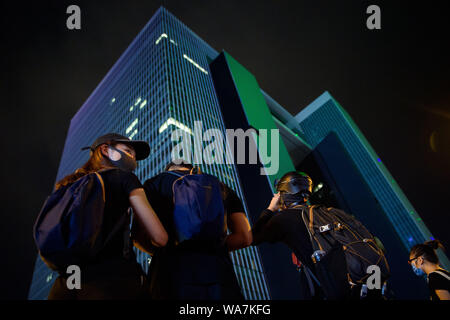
[424,240,444,251]
[54,143,114,190]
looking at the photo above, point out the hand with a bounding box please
[267,192,281,212]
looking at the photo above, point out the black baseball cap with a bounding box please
[81,133,150,160]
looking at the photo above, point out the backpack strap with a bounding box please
[428,270,450,281]
[304,205,324,251]
[309,205,316,235]
[93,172,106,202]
[166,171,185,178]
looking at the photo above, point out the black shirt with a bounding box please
[252,208,315,271]
[142,170,245,299]
[95,168,143,262]
[428,269,450,301]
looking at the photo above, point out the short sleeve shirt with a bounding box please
[96,168,143,261]
[428,269,450,300]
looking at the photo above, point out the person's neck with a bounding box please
[169,168,190,172]
[423,263,440,275]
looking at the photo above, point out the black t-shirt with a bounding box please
[142,170,245,299]
[252,208,315,271]
[428,269,450,301]
[95,168,143,262]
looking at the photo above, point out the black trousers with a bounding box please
[148,248,245,300]
[48,258,148,300]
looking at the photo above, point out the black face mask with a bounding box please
[280,192,309,209]
[106,145,137,172]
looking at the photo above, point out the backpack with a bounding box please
[33,168,130,272]
[300,205,390,286]
[167,169,226,245]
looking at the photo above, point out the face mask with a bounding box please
[107,146,137,172]
[411,263,425,277]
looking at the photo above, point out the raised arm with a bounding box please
[129,188,168,248]
[252,193,281,245]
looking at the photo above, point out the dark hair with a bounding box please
[164,160,194,172]
[410,240,445,264]
[55,142,116,190]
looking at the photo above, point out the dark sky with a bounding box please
[1,0,449,299]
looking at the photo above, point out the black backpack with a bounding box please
[167,169,226,245]
[33,168,131,272]
[300,205,390,287]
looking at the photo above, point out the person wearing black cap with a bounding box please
[47,133,168,300]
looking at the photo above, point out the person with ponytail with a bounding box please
[48,133,168,299]
[409,240,450,300]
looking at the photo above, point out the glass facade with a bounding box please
[28,7,272,300]
[288,91,450,269]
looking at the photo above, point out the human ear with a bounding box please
[418,256,424,267]
[99,144,110,158]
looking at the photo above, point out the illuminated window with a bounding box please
[129,129,138,140]
[182,54,208,75]
[134,97,142,106]
[129,106,134,112]
[139,100,147,109]
[155,33,168,45]
[158,117,193,135]
[126,118,138,134]
[46,274,53,283]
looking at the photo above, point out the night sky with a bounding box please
[1,1,449,299]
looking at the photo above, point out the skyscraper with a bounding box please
[28,7,272,300]
[28,6,445,300]
[287,91,450,270]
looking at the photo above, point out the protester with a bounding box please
[135,161,251,299]
[409,240,450,300]
[252,172,321,299]
[252,171,389,300]
[44,133,168,299]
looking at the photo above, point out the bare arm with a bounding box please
[129,188,168,248]
[226,212,252,251]
[131,216,158,256]
[435,289,450,300]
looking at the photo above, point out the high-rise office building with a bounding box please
[28,6,446,300]
[287,91,450,270]
[28,7,274,300]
